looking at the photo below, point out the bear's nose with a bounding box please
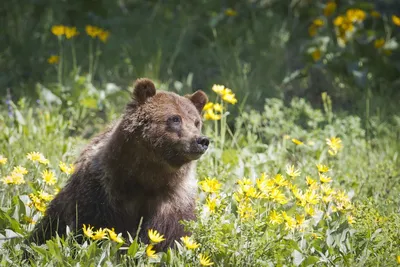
[196,136,210,150]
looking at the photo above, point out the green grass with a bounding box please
[0,89,399,266]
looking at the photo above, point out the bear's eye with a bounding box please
[195,120,200,128]
[169,115,181,124]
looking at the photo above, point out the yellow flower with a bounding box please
[326,136,342,155]
[238,201,255,220]
[321,184,334,195]
[83,224,94,238]
[148,229,165,244]
[59,161,75,175]
[306,176,317,186]
[316,164,329,173]
[212,84,225,95]
[28,193,46,213]
[282,212,296,230]
[347,215,355,225]
[85,25,101,38]
[203,109,222,121]
[319,174,332,183]
[370,11,381,18]
[274,174,289,187]
[313,18,324,27]
[0,155,8,165]
[180,236,200,250]
[286,165,301,178]
[65,26,79,39]
[308,25,317,37]
[346,9,366,23]
[392,15,400,26]
[324,2,337,17]
[4,170,26,185]
[311,233,323,239]
[311,49,321,62]
[213,103,223,112]
[305,190,320,205]
[146,244,157,258]
[374,38,385,49]
[47,55,59,64]
[92,228,108,240]
[296,214,305,227]
[269,210,284,225]
[397,255,400,264]
[13,166,28,175]
[203,102,214,111]
[222,91,238,105]
[51,25,65,36]
[225,8,237,17]
[205,196,218,213]
[199,254,214,266]
[27,152,49,165]
[42,170,57,185]
[106,228,124,244]
[305,205,315,216]
[199,177,222,193]
[291,138,304,145]
[38,191,54,201]
[334,15,345,26]
[270,188,288,204]
[98,30,110,43]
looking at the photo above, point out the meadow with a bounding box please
[1,0,400,266]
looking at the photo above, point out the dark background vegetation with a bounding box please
[1,0,399,116]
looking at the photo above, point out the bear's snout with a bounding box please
[196,136,210,152]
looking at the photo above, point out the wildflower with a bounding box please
[286,165,301,178]
[296,214,305,227]
[321,184,334,195]
[225,8,237,17]
[221,91,237,105]
[83,224,94,238]
[85,25,101,38]
[319,174,332,183]
[311,49,321,62]
[146,244,157,258]
[205,196,218,213]
[65,26,79,39]
[98,30,110,43]
[92,228,108,240]
[397,255,400,264]
[374,38,385,49]
[238,201,255,220]
[148,229,165,244]
[324,2,337,17]
[334,15,345,26]
[13,166,28,175]
[59,161,75,175]
[28,193,46,213]
[41,170,57,185]
[180,236,200,250]
[274,174,289,187]
[308,25,317,37]
[270,188,289,204]
[313,18,324,27]
[203,102,214,111]
[212,84,225,95]
[38,191,54,201]
[347,215,355,225]
[311,233,322,239]
[370,11,380,18]
[47,55,60,64]
[305,190,319,205]
[316,164,329,173]
[346,9,366,23]
[306,176,317,187]
[51,25,65,36]
[392,15,400,26]
[106,228,124,244]
[326,136,342,155]
[269,210,284,225]
[282,212,296,230]
[27,152,49,165]
[213,103,223,112]
[199,254,214,266]
[291,138,304,145]
[199,177,222,193]
[203,109,221,121]
[305,205,315,216]
[0,155,7,165]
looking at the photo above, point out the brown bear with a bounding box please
[27,78,209,250]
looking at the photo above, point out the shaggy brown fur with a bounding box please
[27,78,209,250]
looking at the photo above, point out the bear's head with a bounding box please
[123,78,209,168]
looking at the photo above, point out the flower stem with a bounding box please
[58,37,63,85]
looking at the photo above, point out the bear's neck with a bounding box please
[100,123,194,199]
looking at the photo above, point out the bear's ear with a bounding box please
[132,78,156,103]
[186,90,208,114]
